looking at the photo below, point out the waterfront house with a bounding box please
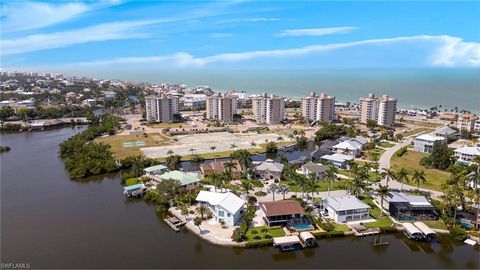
[331,137,366,157]
[123,183,146,197]
[300,162,327,179]
[157,170,201,191]
[319,153,353,169]
[454,146,480,165]
[199,160,242,180]
[311,139,337,161]
[196,191,245,226]
[254,159,284,180]
[144,164,168,176]
[386,192,437,221]
[413,134,446,153]
[322,195,371,223]
[260,200,304,226]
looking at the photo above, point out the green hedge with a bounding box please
[395,146,408,157]
[245,239,274,248]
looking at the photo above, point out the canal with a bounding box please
[1,128,478,269]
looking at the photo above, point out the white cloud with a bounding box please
[276,27,358,37]
[209,33,236,38]
[0,20,155,55]
[219,17,283,24]
[75,35,480,68]
[0,1,123,32]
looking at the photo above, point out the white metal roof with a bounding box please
[299,231,315,241]
[323,195,371,211]
[415,134,445,142]
[321,153,354,163]
[454,146,480,156]
[196,191,245,214]
[403,223,423,235]
[332,140,363,151]
[413,222,436,236]
[273,236,301,246]
[255,159,284,172]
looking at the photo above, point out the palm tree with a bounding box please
[210,146,216,153]
[189,147,196,155]
[240,179,253,199]
[466,188,480,229]
[325,165,338,197]
[278,184,290,200]
[411,170,427,190]
[250,141,256,147]
[194,216,203,233]
[223,160,237,181]
[380,168,397,187]
[268,183,278,201]
[441,184,463,226]
[396,168,409,191]
[167,149,174,156]
[376,184,392,216]
[230,143,237,150]
[306,173,318,199]
[196,205,208,220]
[209,172,222,192]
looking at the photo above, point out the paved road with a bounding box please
[254,188,348,202]
[377,138,443,199]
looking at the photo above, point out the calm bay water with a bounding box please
[1,128,479,269]
[66,68,480,113]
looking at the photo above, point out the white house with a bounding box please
[144,164,168,176]
[413,134,446,153]
[454,146,480,165]
[254,159,284,180]
[320,153,353,169]
[323,195,371,223]
[331,136,367,157]
[300,162,327,179]
[196,191,245,226]
[82,99,97,107]
[434,126,457,139]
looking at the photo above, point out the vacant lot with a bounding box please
[142,132,288,158]
[390,151,450,191]
[95,133,170,159]
[402,127,434,137]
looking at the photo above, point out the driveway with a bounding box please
[377,138,443,199]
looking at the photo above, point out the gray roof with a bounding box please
[255,159,284,172]
[387,192,432,206]
[434,126,457,136]
[302,162,327,173]
[323,195,370,211]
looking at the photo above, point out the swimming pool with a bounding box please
[291,223,315,231]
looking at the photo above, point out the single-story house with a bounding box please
[413,134,446,153]
[454,146,480,165]
[300,162,327,179]
[144,164,168,176]
[196,191,245,226]
[199,160,242,180]
[123,183,145,197]
[434,126,458,139]
[386,192,437,221]
[157,170,201,190]
[311,139,338,161]
[323,195,371,223]
[320,153,353,169]
[254,159,284,180]
[260,200,304,226]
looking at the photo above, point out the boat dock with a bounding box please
[164,216,187,232]
[351,224,380,236]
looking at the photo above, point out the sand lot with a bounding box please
[141,132,285,158]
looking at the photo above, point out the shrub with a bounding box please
[248,196,257,205]
[449,227,468,241]
[189,210,195,214]
[317,219,335,232]
[260,227,268,233]
[124,178,139,186]
[253,235,262,240]
[395,146,408,157]
[251,230,258,235]
[254,191,267,197]
[231,205,257,242]
[264,234,273,239]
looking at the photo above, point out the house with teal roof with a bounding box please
[158,170,201,190]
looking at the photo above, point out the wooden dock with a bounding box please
[164,216,187,232]
[351,224,380,237]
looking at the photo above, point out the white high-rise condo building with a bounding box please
[206,93,238,123]
[360,93,397,128]
[145,94,179,123]
[301,92,335,123]
[251,93,285,124]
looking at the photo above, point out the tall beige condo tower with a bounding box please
[301,92,335,123]
[145,94,179,123]
[206,93,238,122]
[360,93,397,128]
[251,93,285,124]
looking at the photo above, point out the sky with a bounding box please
[1,0,480,71]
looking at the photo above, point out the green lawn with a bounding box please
[334,223,351,232]
[245,226,285,242]
[338,170,380,182]
[390,151,450,191]
[282,179,349,193]
[95,132,170,159]
[377,141,396,148]
[365,148,386,161]
[422,220,448,230]
[360,196,394,229]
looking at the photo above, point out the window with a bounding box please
[218,210,224,217]
[227,213,231,217]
